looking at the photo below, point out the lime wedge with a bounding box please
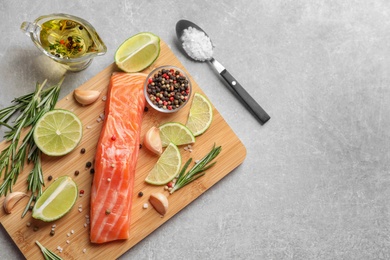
[145,142,181,185]
[159,122,195,147]
[186,93,213,136]
[33,109,83,156]
[115,32,160,73]
[32,176,78,222]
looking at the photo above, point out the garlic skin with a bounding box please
[149,193,168,216]
[73,89,101,106]
[143,126,163,155]
[3,192,28,214]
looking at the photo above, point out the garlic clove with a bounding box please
[149,192,168,216]
[73,89,101,106]
[3,192,28,214]
[143,126,163,155]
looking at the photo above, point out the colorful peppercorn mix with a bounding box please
[145,67,191,112]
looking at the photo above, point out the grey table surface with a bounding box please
[1,1,390,259]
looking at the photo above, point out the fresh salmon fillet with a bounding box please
[90,72,146,243]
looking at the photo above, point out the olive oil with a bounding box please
[40,19,98,59]
[22,13,106,71]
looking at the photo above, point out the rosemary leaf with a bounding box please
[36,241,63,260]
[170,144,222,194]
[0,78,63,211]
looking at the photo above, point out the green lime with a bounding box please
[32,176,78,222]
[186,93,213,136]
[145,142,181,185]
[159,122,195,147]
[115,32,160,72]
[33,109,83,156]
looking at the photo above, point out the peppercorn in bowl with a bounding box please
[144,66,192,113]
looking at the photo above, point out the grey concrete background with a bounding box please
[1,0,390,259]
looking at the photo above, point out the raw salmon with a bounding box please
[90,72,146,243]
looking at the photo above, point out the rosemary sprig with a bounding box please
[36,241,63,260]
[0,78,63,216]
[170,144,222,194]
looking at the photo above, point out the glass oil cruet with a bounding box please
[20,13,107,72]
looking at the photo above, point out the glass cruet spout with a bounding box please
[20,21,39,38]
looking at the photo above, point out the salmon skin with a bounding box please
[90,72,147,243]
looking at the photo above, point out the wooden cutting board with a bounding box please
[0,40,246,259]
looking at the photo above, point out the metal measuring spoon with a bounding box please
[176,19,270,125]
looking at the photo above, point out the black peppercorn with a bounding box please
[86,161,92,168]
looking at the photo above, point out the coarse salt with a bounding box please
[181,26,213,61]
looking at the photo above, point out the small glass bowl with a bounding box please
[144,65,192,113]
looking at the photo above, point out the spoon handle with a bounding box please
[220,69,270,125]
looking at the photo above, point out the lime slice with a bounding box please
[145,142,181,185]
[159,122,195,147]
[32,176,78,222]
[33,109,83,156]
[186,93,213,136]
[115,32,160,72]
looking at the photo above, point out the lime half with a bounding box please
[145,142,181,185]
[115,32,160,72]
[159,122,195,147]
[33,109,83,156]
[186,93,213,136]
[32,176,78,222]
